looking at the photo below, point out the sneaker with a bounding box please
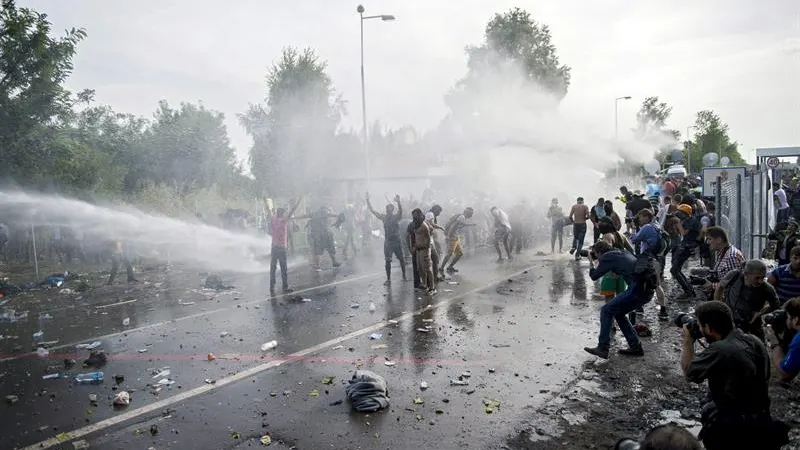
[332,262,342,268]
[618,345,645,357]
[426,289,438,296]
[569,248,576,255]
[446,267,458,273]
[383,279,391,286]
[584,346,609,359]
[658,306,669,321]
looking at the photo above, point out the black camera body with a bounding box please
[579,249,595,258]
[689,274,719,286]
[763,310,788,336]
[674,312,704,341]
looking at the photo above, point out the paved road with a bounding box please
[1,246,605,450]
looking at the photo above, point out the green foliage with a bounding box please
[447,7,571,119]
[0,0,86,181]
[240,47,345,198]
[686,110,746,170]
[0,1,254,218]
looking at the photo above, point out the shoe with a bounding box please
[584,346,609,359]
[618,345,644,357]
[446,267,458,273]
[383,279,391,286]
[426,289,438,295]
[658,306,669,321]
[569,248,576,255]
[332,262,342,268]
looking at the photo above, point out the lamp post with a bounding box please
[686,125,698,174]
[614,96,631,178]
[357,4,395,193]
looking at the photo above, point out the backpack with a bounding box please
[650,227,672,259]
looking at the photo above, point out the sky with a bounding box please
[19,0,800,165]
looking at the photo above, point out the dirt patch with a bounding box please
[504,283,800,450]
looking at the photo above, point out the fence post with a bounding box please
[30,223,39,280]
[715,176,722,226]
[736,174,743,250]
[750,172,756,259]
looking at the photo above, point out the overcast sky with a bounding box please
[19,0,800,164]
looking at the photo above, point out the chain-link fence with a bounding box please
[716,169,773,260]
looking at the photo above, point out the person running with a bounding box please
[267,196,303,295]
[366,192,407,285]
[106,239,137,285]
[490,206,512,262]
[569,197,590,260]
[297,206,342,271]
[439,207,475,277]
[547,198,565,254]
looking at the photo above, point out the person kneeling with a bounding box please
[584,240,657,359]
[681,301,788,450]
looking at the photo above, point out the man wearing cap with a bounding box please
[671,203,703,299]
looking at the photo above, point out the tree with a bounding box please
[144,100,237,194]
[446,7,571,122]
[687,110,746,170]
[633,96,681,163]
[240,47,345,198]
[0,0,86,183]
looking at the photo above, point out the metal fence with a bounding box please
[715,169,774,260]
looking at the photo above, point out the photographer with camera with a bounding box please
[713,259,779,339]
[681,301,788,450]
[764,297,800,382]
[630,209,670,320]
[583,240,657,359]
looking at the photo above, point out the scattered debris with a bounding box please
[113,391,131,406]
[368,333,383,340]
[76,341,102,350]
[416,328,430,333]
[450,379,469,386]
[413,398,424,405]
[321,376,335,385]
[371,344,388,349]
[345,370,390,412]
[122,317,130,326]
[71,440,90,449]
[219,331,229,337]
[152,369,171,379]
[310,388,320,397]
[420,381,429,390]
[207,353,216,361]
[483,398,501,413]
[113,374,125,384]
[6,394,19,404]
[260,434,272,446]
[260,341,277,351]
[137,348,148,353]
[350,303,360,308]
[149,425,158,436]
[384,361,396,367]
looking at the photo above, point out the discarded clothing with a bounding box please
[345,370,390,412]
[204,274,233,291]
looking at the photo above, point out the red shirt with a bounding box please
[271,216,290,248]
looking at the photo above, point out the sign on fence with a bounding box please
[702,167,747,197]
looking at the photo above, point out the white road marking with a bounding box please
[21,264,538,450]
[94,299,138,309]
[0,271,382,363]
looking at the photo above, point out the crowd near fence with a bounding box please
[715,168,774,260]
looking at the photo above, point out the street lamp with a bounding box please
[686,125,698,174]
[357,4,395,193]
[614,96,632,178]
[614,96,632,139]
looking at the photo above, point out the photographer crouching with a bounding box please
[680,301,789,450]
[584,240,658,359]
[764,297,800,382]
[713,259,779,340]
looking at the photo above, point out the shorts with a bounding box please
[446,238,463,257]
[384,239,403,261]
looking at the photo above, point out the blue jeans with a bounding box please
[598,283,649,350]
[572,223,587,253]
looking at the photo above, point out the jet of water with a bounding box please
[0,190,272,274]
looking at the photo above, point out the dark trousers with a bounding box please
[410,246,421,287]
[270,246,288,290]
[108,254,135,283]
[593,224,601,244]
[572,223,587,253]
[670,245,696,294]
[551,223,563,252]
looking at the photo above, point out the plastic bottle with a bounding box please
[74,371,104,384]
[368,302,376,312]
[260,340,277,351]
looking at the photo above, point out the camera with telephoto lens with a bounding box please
[614,438,640,450]
[689,274,719,286]
[763,310,788,336]
[674,313,704,341]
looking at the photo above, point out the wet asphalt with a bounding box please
[0,245,611,450]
